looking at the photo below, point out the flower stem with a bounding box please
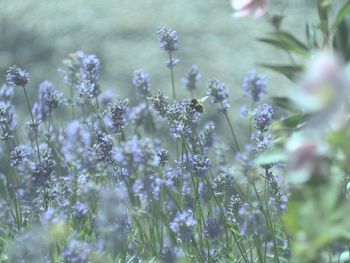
[22,86,41,163]
[168,51,176,100]
[223,111,241,152]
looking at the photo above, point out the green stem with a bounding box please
[168,51,176,100]
[22,85,41,163]
[223,111,241,152]
[71,84,75,119]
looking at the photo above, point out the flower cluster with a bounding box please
[2,18,348,263]
[207,79,230,112]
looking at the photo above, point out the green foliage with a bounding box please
[270,97,301,113]
[283,180,350,262]
[259,64,303,81]
[335,0,350,26]
[333,17,350,62]
[280,114,306,129]
[258,31,309,57]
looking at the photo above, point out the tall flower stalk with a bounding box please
[6,66,41,163]
[157,27,179,100]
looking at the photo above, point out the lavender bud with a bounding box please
[156,26,179,52]
[150,91,169,118]
[93,130,113,163]
[62,239,91,263]
[192,155,211,177]
[109,98,128,134]
[170,210,197,242]
[0,84,15,101]
[157,149,169,167]
[242,68,268,103]
[132,69,151,99]
[254,104,275,132]
[10,145,32,167]
[207,79,230,112]
[181,64,201,91]
[0,101,17,132]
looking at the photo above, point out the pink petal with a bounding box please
[231,0,254,9]
[253,6,267,18]
[233,9,251,17]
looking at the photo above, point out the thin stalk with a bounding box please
[168,51,176,100]
[22,85,41,163]
[223,111,241,152]
[70,84,75,119]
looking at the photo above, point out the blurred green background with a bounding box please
[0,0,323,143]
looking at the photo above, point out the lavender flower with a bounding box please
[212,169,235,198]
[81,54,100,84]
[235,144,255,172]
[166,58,180,68]
[254,134,272,155]
[132,69,151,99]
[81,54,101,97]
[0,84,15,101]
[207,79,229,111]
[75,82,94,105]
[228,194,243,217]
[181,64,201,92]
[10,145,33,167]
[62,239,91,263]
[242,68,268,103]
[150,91,169,118]
[169,121,186,140]
[167,99,201,136]
[0,101,17,132]
[74,202,89,220]
[99,185,130,257]
[156,26,179,52]
[192,155,211,177]
[109,98,128,134]
[100,90,115,108]
[41,207,66,226]
[254,103,274,132]
[32,145,55,187]
[59,51,85,88]
[204,217,221,239]
[33,81,62,121]
[129,103,154,130]
[93,130,113,163]
[240,105,249,118]
[157,149,169,167]
[238,201,262,236]
[161,247,183,263]
[199,121,216,150]
[61,120,93,169]
[113,136,157,177]
[170,210,197,242]
[6,65,29,86]
[267,172,287,212]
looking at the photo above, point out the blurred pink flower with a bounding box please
[231,0,267,18]
[286,133,328,184]
[293,51,349,128]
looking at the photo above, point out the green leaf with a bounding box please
[305,23,318,48]
[281,114,306,128]
[270,97,301,113]
[333,17,350,62]
[258,31,309,57]
[335,1,350,25]
[259,63,303,81]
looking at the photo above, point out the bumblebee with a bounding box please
[190,96,209,113]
